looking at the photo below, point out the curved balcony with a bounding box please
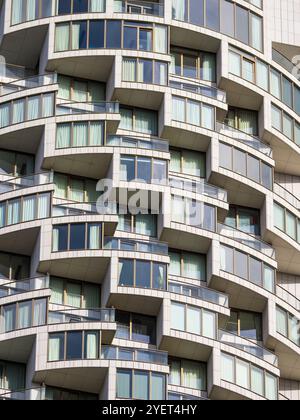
[106,134,169,152]
[274,183,300,211]
[0,73,57,97]
[276,285,300,312]
[0,172,53,195]
[0,276,49,299]
[169,76,226,103]
[104,237,168,256]
[114,0,164,17]
[218,329,278,367]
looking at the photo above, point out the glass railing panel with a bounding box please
[169,175,227,202]
[114,0,164,17]
[219,329,278,366]
[274,183,300,210]
[0,172,53,194]
[101,346,168,364]
[169,78,226,102]
[216,121,272,157]
[56,101,119,115]
[107,134,169,152]
[0,74,57,96]
[272,49,294,75]
[218,223,275,258]
[0,276,49,298]
[104,237,168,255]
[276,285,300,312]
[48,308,115,324]
[168,281,229,307]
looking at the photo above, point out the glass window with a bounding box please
[133,371,149,400]
[221,353,235,383]
[249,257,262,286]
[221,0,234,37]
[236,358,249,389]
[119,259,134,287]
[116,370,132,399]
[89,20,104,48]
[187,306,201,335]
[234,250,248,279]
[282,77,293,108]
[48,333,64,362]
[233,148,247,176]
[236,6,249,45]
[66,331,82,360]
[151,374,165,400]
[229,50,241,76]
[276,306,288,337]
[251,366,264,396]
[106,20,121,48]
[136,261,151,288]
[206,0,220,31]
[270,69,281,99]
[265,373,278,401]
[70,224,86,250]
[220,245,234,273]
[256,60,269,91]
[171,302,185,330]
[274,203,285,231]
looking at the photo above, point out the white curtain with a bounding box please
[251,366,264,396]
[72,23,81,50]
[171,302,185,330]
[0,203,5,227]
[48,335,62,361]
[183,253,203,280]
[136,214,156,236]
[135,109,157,134]
[18,301,32,329]
[70,178,84,202]
[12,0,23,25]
[54,173,68,199]
[182,361,202,390]
[120,108,133,130]
[3,305,16,332]
[133,372,149,400]
[236,359,249,389]
[66,282,81,307]
[229,50,241,77]
[0,104,10,128]
[172,0,185,20]
[169,360,181,385]
[169,251,181,276]
[56,124,71,148]
[55,24,69,52]
[58,75,71,100]
[37,193,50,219]
[250,14,262,51]
[85,332,98,359]
[73,122,88,147]
[202,54,216,81]
[187,100,200,125]
[171,195,185,223]
[221,353,235,383]
[7,199,20,225]
[22,195,35,222]
[123,58,136,82]
[50,277,64,305]
[90,0,105,12]
[154,25,167,53]
[88,224,101,249]
[73,80,87,102]
[270,69,281,99]
[256,60,269,90]
[201,104,214,130]
[276,306,287,336]
[52,227,59,252]
[43,94,54,117]
[12,99,24,124]
[89,122,103,146]
[83,284,100,308]
[27,96,40,120]
[26,0,36,21]
[186,306,201,335]
[155,62,167,85]
[170,150,181,173]
[172,96,185,122]
[33,299,47,326]
[202,309,216,339]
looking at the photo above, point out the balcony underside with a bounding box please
[0,334,35,363]
[0,125,44,154]
[112,87,164,110]
[160,227,212,254]
[210,384,250,401]
[219,77,263,111]
[160,335,212,361]
[0,25,48,68]
[0,226,40,255]
[107,290,163,317]
[266,335,300,381]
[170,25,220,53]
[264,230,300,275]
[34,366,108,395]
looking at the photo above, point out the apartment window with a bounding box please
[169,358,207,390]
[56,0,105,15]
[225,205,260,236]
[169,250,206,281]
[120,107,158,135]
[116,311,156,345]
[0,251,30,281]
[276,306,300,346]
[225,310,262,341]
[172,0,263,51]
[50,277,100,308]
[274,202,300,243]
[45,386,97,400]
[118,259,167,290]
[0,192,51,229]
[0,94,54,128]
[172,96,215,130]
[271,104,300,146]
[1,298,47,333]
[120,155,167,184]
[171,195,216,231]
[0,150,34,177]
[170,48,216,82]
[54,173,98,202]
[52,223,102,251]
[227,107,258,136]
[170,148,206,178]
[219,142,273,189]
[57,75,105,101]
[55,20,168,54]
[220,244,275,292]
[118,214,157,237]
[171,301,217,339]
[116,369,165,400]
[122,57,168,85]
[48,330,100,361]
[56,121,104,148]
[221,353,277,399]
[0,361,25,391]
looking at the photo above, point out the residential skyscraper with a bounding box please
[0,0,299,400]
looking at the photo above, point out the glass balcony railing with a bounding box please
[216,121,273,157]
[274,183,300,210]
[52,201,100,217]
[168,392,208,400]
[0,387,45,400]
[114,0,164,17]
[0,74,57,97]
[272,49,295,76]
[104,237,168,255]
[170,77,227,103]
[218,223,275,259]
[0,172,53,195]
[48,308,115,324]
[276,285,300,312]
[101,345,168,365]
[0,63,35,80]
[219,329,278,366]
[56,101,119,115]
[170,175,228,202]
[107,134,169,152]
[168,281,229,307]
[0,276,49,298]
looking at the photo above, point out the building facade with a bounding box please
[0,0,299,401]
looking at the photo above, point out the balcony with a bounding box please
[104,237,169,255]
[169,76,227,103]
[48,308,115,324]
[0,74,57,97]
[106,134,169,152]
[218,223,275,259]
[101,345,168,365]
[276,285,300,312]
[217,121,273,157]
[170,175,228,202]
[274,183,300,211]
[114,0,164,17]
[56,101,120,116]
[0,276,49,299]
[168,280,229,308]
[219,329,278,367]
[0,172,53,195]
